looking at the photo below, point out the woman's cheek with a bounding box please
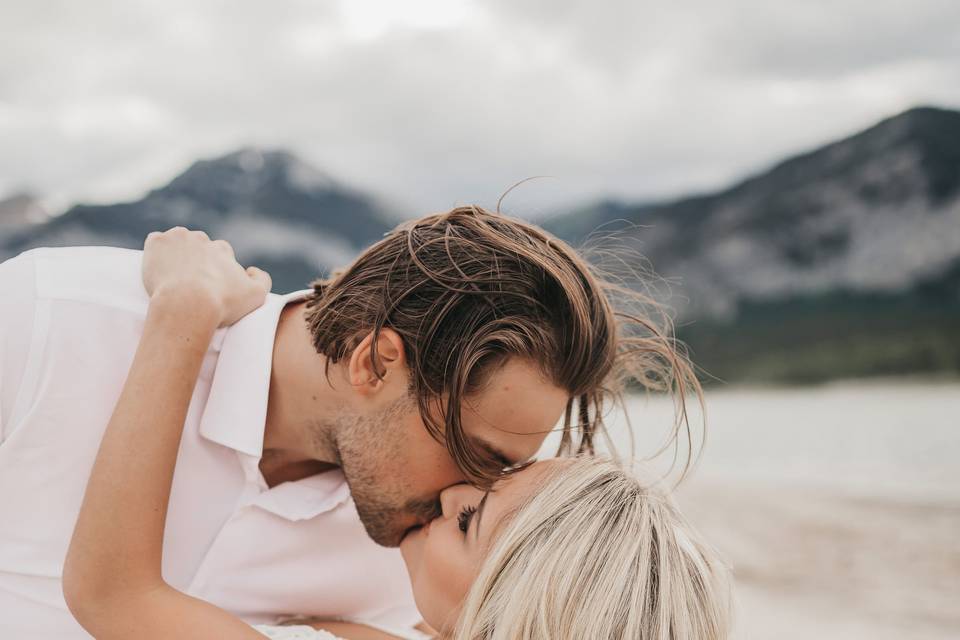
[399,528,425,581]
[418,523,476,628]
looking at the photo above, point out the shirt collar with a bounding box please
[198,289,312,458]
[245,469,353,521]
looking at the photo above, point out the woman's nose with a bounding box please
[439,483,484,519]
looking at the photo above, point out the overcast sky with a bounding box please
[2,0,959,217]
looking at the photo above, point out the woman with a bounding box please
[63,229,732,639]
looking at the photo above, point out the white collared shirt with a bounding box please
[0,247,419,640]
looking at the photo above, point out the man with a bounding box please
[0,206,697,638]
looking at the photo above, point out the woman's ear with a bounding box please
[347,328,407,396]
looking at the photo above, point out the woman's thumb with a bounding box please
[246,266,272,295]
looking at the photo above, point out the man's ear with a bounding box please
[348,328,407,396]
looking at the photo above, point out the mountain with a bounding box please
[545,106,960,383]
[0,149,395,292]
[2,108,957,383]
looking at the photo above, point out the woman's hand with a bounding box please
[142,227,272,327]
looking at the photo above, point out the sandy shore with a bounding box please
[677,482,960,639]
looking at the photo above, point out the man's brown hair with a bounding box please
[304,205,700,488]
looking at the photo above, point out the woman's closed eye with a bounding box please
[457,505,477,534]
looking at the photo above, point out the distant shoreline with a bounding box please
[697,372,960,391]
[624,372,960,394]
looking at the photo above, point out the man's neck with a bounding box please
[258,453,335,488]
[260,300,341,487]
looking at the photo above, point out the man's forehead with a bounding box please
[464,379,567,430]
[459,360,570,463]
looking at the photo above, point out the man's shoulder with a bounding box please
[4,246,149,315]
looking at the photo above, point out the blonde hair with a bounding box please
[452,457,732,639]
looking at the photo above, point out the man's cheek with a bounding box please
[408,459,463,496]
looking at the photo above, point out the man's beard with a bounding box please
[326,397,442,547]
[349,488,441,547]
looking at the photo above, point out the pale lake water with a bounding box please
[573,380,960,640]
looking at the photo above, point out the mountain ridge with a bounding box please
[0,148,396,291]
[551,105,960,240]
[544,105,960,382]
[546,105,960,316]
[1,106,957,382]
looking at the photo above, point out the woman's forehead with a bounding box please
[490,459,565,504]
[475,460,567,549]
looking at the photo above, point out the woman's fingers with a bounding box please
[142,227,272,327]
[231,266,272,324]
[245,266,273,308]
[246,266,272,295]
[143,228,201,252]
[212,239,235,258]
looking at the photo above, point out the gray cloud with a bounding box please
[0,0,958,216]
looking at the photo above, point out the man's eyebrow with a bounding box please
[473,492,490,541]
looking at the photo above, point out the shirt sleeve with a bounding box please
[0,250,40,443]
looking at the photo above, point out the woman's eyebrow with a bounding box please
[473,492,490,541]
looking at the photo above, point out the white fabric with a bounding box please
[0,247,420,639]
[254,625,340,639]
[254,621,432,640]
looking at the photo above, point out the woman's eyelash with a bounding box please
[457,505,477,534]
